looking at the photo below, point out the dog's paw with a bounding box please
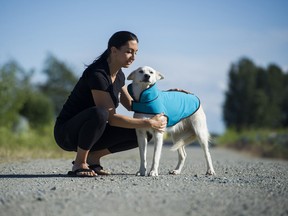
[169,170,181,175]
[149,170,158,177]
[206,170,216,176]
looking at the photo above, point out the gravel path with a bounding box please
[0,145,287,216]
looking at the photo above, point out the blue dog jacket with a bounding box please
[128,83,200,127]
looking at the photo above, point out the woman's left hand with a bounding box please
[168,88,192,94]
[150,113,167,133]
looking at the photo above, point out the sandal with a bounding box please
[67,168,96,177]
[89,164,111,175]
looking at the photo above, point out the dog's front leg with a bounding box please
[136,129,148,176]
[149,132,164,176]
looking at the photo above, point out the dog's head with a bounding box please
[127,66,164,87]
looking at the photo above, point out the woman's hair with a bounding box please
[93,31,138,64]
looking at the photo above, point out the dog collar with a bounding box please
[128,83,159,102]
[128,83,200,127]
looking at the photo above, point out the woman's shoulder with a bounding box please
[82,63,110,90]
[83,62,108,78]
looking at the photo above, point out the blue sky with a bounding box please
[1,0,288,134]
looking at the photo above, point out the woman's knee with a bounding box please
[88,107,109,124]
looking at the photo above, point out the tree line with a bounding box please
[0,54,77,131]
[1,55,287,132]
[223,58,288,131]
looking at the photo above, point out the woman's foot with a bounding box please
[69,162,97,177]
[89,164,111,175]
[87,149,111,175]
[69,147,96,177]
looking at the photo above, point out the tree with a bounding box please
[39,54,78,116]
[223,58,287,130]
[223,58,258,130]
[0,60,55,130]
[264,64,286,127]
[282,72,288,127]
[19,90,54,128]
[0,61,27,128]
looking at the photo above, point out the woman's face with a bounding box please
[113,40,138,68]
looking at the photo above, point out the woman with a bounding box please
[54,31,167,177]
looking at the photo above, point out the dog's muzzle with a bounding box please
[142,74,150,82]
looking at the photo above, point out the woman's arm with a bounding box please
[120,85,132,111]
[91,90,166,131]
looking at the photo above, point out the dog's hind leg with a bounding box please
[198,135,215,175]
[169,146,186,175]
[192,107,216,175]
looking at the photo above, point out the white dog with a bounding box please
[127,66,216,176]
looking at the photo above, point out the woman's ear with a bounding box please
[110,46,117,55]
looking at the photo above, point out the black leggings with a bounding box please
[54,107,138,153]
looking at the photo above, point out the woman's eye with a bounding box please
[127,50,137,55]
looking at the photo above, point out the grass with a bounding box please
[0,124,74,163]
[216,128,288,160]
[1,124,287,162]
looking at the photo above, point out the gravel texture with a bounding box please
[0,145,287,216]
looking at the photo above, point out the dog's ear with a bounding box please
[127,71,135,80]
[156,71,164,80]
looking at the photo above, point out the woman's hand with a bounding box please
[149,113,167,133]
[168,88,192,94]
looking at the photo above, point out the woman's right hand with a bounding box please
[149,113,167,133]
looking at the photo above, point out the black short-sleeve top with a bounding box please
[56,60,125,124]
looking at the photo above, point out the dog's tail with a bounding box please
[169,119,196,151]
[170,132,213,151]
[170,142,184,151]
[170,135,195,151]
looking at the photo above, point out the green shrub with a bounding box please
[216,129,288,159]
[20,91,54,129]
[0,124,73,162]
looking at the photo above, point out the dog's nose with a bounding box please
[143,74,150,82]
[144,74,150,79]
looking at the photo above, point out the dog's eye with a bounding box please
[149,71,154,74]
[139,70,144,74]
